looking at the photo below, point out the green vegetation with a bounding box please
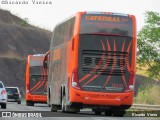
[135,67,160,105]
[134,11,160,105]
[19,18,29,27]
[136,64,150,78]
[134,85,160,105]
[137,11,160,80]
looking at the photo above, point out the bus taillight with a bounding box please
[71,68,81,90]
[125,71,134,92]
[26,83,30,93]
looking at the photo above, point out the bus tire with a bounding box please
[61,95,66,113]
[112,110,125,117]
[61,95,79,113]
[105,110,112,116]
[94,111,102,115]
[26,101,34,106]
[17,101,21,104]
[92,109,102,115]
[1,104,6,109]
[51,104,58,112]
[47,88,51,107]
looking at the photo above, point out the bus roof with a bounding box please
[85,11,128,16]
[32,54,45,57]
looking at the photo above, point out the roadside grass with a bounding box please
[135,64,160,105]
[134,85,160,105]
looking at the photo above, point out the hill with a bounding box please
[0,9,51,97]
[0,9,51,58]
[0,57,26,96]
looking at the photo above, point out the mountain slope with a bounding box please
[0,9,51,97]
[0,57,25,96]
[0,9,51,57]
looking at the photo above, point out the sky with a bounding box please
[0,0,160,31]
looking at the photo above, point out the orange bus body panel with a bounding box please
[70,87,133,106]
[26,94,47,102]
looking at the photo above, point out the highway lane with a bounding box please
[0,101,159,120]
[0,101,50,111]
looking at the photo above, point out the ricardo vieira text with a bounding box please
[1,0,53,5]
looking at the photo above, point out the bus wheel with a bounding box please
[61,95,79,113]
[92,109,102,115]
[51,104,58,112]
[105,110,112,116]
[48,96,51,107]
[1,104,6,109]
[61,95,66,113]
[112,110,125,117]
[48,88,51,107]
[26,101,34,106]
[94,111,102,115]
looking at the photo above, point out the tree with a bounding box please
[19,18,29,27]
[137,11,160,80]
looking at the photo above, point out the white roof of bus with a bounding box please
[32,54,45,56]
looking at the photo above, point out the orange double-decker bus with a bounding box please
[25,54,48,106]
[47,12,136,116]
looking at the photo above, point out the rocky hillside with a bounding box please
[0,9,51,57]
[0,57,26,96]
[0,9,51,97]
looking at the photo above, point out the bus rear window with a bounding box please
[80,14,133,36]
[30,56,44,67]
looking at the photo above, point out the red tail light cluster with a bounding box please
[125,71,134,92]
[72,68,81,90]
[26,83,30,93]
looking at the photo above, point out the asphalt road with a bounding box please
[0,101,159,120]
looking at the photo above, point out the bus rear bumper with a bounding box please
[70,89,134,107]
[26,94,47,103]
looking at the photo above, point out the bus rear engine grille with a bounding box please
[81,50,128,75]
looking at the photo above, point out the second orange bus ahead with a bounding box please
[25,54,48,106]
